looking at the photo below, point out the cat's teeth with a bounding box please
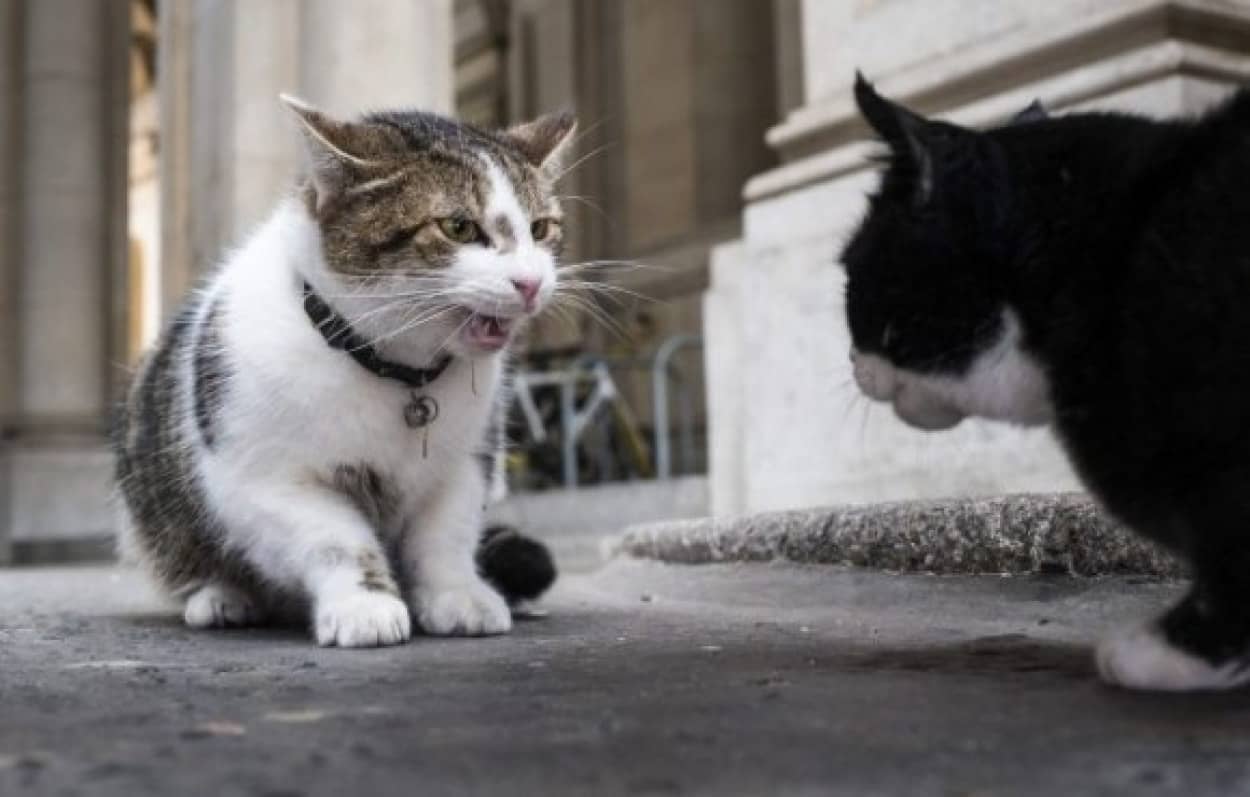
[465,313,514,350]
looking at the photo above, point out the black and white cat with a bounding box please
[113,97,569,647]
[843,73,1250,691]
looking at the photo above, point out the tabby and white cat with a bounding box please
[113,97,569,647]
[844,74,1250,691]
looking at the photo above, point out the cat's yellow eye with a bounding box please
[437,217,481,244]
[531,218,558,242]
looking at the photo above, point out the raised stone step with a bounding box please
[613,493,1183,578]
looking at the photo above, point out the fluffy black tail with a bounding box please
[476,525,557,604]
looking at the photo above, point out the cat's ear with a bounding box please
[855,72,983,206]
[280,94,377,213]
[504,111,578,178]
[1010,99,1049,125]
[854,72,944,203]
[854,72,930,150]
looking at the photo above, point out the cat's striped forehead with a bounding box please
[311,112,562,275]
[368,112,547,200]
[340,110,554,220]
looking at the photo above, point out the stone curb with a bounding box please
[611,493,1185,577]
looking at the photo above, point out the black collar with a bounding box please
[301,280,453,390]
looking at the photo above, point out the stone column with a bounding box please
[0,0,130,560]
[0,0,19,564]
[302,0,453,116]
[707,0,1250,516]
[159,0,454,296]
[771,0,804,120]
[159,0,302,311]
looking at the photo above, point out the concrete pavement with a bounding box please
[2,560,1248,796]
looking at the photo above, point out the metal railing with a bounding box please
[651,334,702,480]
[510,334,704,488]
[512,357,630,488]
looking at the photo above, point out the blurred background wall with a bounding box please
[2,0,1249,564]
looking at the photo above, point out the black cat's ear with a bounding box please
[854,71,941,203]
[854,72,930,151]
[1010,99,1049,125]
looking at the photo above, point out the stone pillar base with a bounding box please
[0,439,116,564]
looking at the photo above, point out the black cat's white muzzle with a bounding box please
[851,350,966,431]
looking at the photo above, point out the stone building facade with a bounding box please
[706,0,1250,516]
[2,0,1249,562]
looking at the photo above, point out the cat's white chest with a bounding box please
[216,286,499,509]
[356,365,494,487]
[287,355,496,493]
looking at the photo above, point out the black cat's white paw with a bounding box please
[1095,624,1250,692]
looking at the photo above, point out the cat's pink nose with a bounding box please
[512,279,541,309]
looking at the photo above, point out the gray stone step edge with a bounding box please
[609,492,1185,578]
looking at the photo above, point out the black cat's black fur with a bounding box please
[843,73,1250,690]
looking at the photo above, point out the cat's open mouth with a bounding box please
[464,313,515,351]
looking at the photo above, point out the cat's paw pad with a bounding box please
[1096,624,1250,692]
[184,584,263,629]
[415,583,512,637]
[315,591,412,648]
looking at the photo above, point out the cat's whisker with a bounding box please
[554,194,610,222]
[366,305,460,349]
[337,277,489,303]
[320,276,461,302]
[552,292,629,339]
[557,258,668,276]
[331,282,478,326]
[325,288,459,303]
[557,280,657,306]
[434,313,475,355]
[375,299,455,335]
[545,303,581,334]
[566,115,610,149]
[550,142,613,184]
[832,374,860,395]
[836,389,859,427]
[339,297,434,331]
[857,392,873,451]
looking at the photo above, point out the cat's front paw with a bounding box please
[315,591,412,648]
[1096,624,1250,692]
[414,582,512,637]
[184,583,263,629]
